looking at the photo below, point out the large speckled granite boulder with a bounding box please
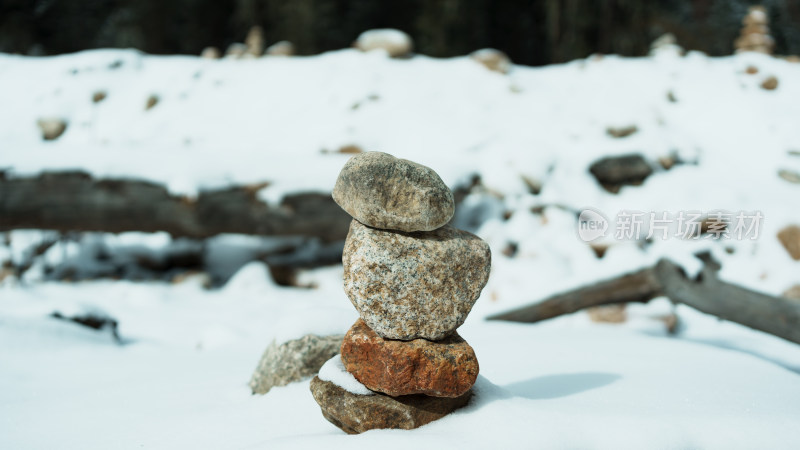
[342,219,491,340]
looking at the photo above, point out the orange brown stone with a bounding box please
[340,319,479,398]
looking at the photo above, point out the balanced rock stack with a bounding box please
[310,152,491,434]
[735,5,774,54]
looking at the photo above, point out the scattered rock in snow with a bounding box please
[659,151,696,171]
[778,169,800,184]
[761,75,779,90]
[309,376,472,434]
[92,91,107,103]
[333,152,454,232]
[340,319,479,397]
[245,26,265,57]
[225,42,247,59]
[342,219,491,340]
[37,118,68,141]
[659,153,679,170]
[587,304,627,324]
[335,144,362,154]
[355,29,413,58]
[699,215,729,238]
[590,243,609,259]
[170,270,211,287]
[783,285,800,300]
[589,154,654,193]
[265,40,295,57]
[777,225,800,261]
[502,241,519,258]
[606,124,639,138]
[470,48,512,74]
[745,65,759,74]
[649,33,683,56]
[249,334,344,394]
[145,94,159,110]
[667,90,678,102]
[656,313,680,334]
[0,262,13,283]
[200,46,221,59]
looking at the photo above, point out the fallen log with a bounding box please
[487,266,662,323]
[487,258,800,345]
[0,171,351,242]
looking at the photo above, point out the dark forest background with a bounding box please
[1,0,799,65]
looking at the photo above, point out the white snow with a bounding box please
[317,354,374,396]
[1,47,800,448]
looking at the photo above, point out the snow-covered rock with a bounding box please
[355,29,413,58]
[470,48,512,73]
[250,334,344,394]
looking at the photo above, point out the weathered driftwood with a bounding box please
[488,258,800,345]
[488,266,662,323]
[0,171,351,242]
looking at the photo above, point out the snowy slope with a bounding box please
[1,48,799,292]
[1,48,800,449]
[1,266,800,449]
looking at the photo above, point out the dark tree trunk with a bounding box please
[1,1,798,65]
[0,171,351,242]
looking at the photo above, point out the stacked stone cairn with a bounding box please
[310,152,491,434]
[735,5,774,55]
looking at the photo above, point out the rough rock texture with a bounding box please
[470,48,511,73]
[343,219,491,340]
[249,334,344,394]
[333,152,455,232]
[340,319,479,397]
[310,376,471,434]
[589,153,653,193]
[777,225,800,261]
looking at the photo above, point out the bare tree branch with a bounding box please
[487,258,800,346]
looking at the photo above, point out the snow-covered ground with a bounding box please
[1,47,800,448]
